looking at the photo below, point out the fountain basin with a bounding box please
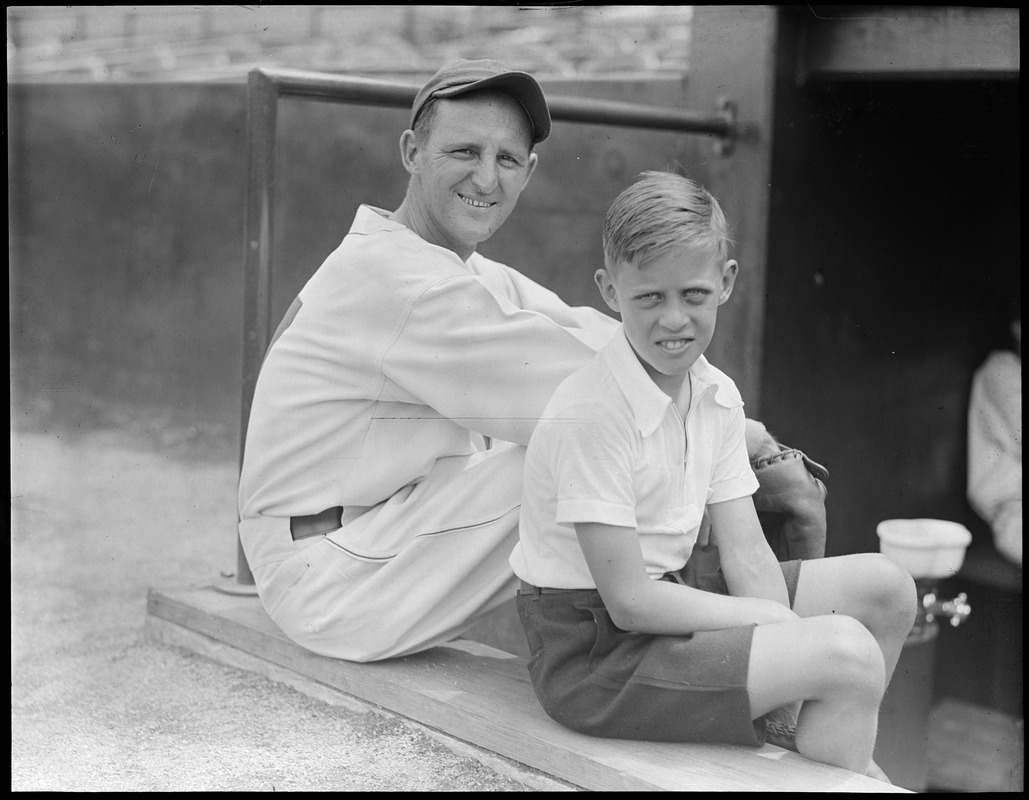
[876,518,972,580]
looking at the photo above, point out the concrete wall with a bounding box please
[11,78,748,445]
[9,83,248,425]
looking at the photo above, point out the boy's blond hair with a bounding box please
[602,170,733,272]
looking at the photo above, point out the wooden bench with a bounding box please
[145,585,907,792]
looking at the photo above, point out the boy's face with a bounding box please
[595,243,737,399]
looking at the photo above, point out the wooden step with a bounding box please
[145,584,909,793]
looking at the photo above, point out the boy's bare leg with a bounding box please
[791,554,917,687]
[748,616,887,778]
[755,553,916,779]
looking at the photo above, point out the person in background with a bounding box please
[967,315,1021,567]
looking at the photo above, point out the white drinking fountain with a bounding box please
[873,518,973,790]
[877,518,972,632]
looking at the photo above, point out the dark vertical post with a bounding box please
[236,70,279,586]
[685,5,779,417]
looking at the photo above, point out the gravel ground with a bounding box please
[10,401,538,792]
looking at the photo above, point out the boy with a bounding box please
[509,171,914,781]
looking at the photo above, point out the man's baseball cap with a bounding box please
[410,58,552,145]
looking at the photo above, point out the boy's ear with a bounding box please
[594,268,620,313]
[717,260,739,305]
[399,129,419,176]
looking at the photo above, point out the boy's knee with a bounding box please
[882,554,917,607]
[865,553,918,625]
[816,616,886,698]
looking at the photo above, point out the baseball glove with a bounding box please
[749,424,830,561]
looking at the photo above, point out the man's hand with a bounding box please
[745,420,830,561]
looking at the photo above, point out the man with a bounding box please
[237,59,830,663]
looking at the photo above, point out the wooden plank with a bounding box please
[147,585,909,793]
[799,6,1019,82]
[927,698,1024,793]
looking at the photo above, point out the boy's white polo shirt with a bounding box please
[510,327,759,589]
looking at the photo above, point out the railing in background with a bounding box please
[235,66,738,586]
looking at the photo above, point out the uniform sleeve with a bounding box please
[488,262,620,351]
[708,405,760,505]
[543,402,639,529]
[381,273,609,445]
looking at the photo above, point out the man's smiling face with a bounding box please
[402,90,538,261]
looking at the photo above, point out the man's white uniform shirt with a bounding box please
[238,205,617,522]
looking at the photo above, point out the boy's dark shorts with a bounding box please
[515,560,801,746]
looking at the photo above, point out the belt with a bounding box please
[290,506,344,541]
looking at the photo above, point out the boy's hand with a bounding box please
[578,521,796,635]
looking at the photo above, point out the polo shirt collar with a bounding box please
[603,327,743,436]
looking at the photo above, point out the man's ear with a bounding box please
[521,152,539,191]
[718,259,739,305]
[399,129,419,176]
[594,268,620,313]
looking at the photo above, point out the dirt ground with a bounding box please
[10,393,536,792]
